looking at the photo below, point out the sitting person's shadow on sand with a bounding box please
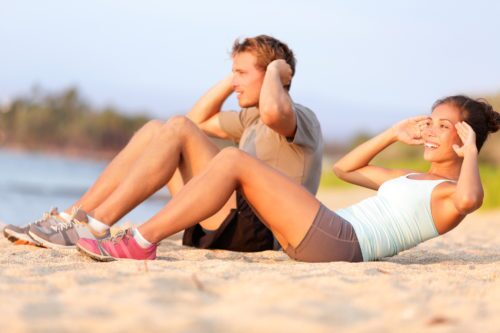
[155,229,500,265]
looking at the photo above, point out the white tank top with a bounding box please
[335,174,452,261]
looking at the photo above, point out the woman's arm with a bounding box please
[333,116,427,190]
[450,121,484,214]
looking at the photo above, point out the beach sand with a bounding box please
[0,188,499,333]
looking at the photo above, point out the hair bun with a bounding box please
[485,105,500,133]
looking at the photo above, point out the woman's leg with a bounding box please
[138,147,321,249]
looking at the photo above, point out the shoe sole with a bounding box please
[4,228,43,246]
[76,243,156,262]
[76,243,116,262]
[28,230,76,250]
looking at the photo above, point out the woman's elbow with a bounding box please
[455,194,484,214]
[332,164,347,179]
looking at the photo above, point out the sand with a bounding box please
[0,189,499,333]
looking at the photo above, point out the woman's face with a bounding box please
[422,103,464,162]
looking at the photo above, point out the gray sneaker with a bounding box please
[28,208,110,249]
[3,208,64,246]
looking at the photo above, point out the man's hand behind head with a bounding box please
[267,59,292,88]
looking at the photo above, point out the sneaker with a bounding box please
[3,224,38,245]
[28,207,110,249]
[3,207,65,246]
[77,229,157,261]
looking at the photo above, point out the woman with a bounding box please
[77,95,500,262]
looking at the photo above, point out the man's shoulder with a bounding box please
[239,107,260,118]
[292,103,320,125]
[292,102,312,112]
[240,106,259,113]
[234,107,260,129]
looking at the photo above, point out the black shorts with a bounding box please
[182,191,276,252]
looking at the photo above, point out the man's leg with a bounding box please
[139,147,321,250]
[67,120,164,213]
[91,116,236,227]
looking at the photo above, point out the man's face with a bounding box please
[231,52,266,108]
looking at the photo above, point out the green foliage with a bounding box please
[479,163,500,209]
[321,157,500,209]
[0,87,150,154]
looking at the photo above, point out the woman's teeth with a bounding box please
[424,142,439,149]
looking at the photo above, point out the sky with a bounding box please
[1,0,500,141]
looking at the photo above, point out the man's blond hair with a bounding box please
[232,35,296,90]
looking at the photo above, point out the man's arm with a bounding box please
[258,60,297,138]
[186,74,233,139]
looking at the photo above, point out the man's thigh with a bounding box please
[165,125,237,230]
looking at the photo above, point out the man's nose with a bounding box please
[231,76,239,88]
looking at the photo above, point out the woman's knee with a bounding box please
[212,147,252,176]
[216,147,245,164]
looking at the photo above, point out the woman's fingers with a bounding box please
[411,138,425,145]
[456,128,466,142]
[410,115,430,122]
[456,121,475,143]
[452,144,463,156]
[455,122,468,141]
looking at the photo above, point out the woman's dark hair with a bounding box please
[432,95,500,151]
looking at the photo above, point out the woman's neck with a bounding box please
[428,160,461,180]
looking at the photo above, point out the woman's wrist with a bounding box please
[384,127,399,144]
[463,144,479,158]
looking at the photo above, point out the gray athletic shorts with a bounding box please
[285,204,364,263]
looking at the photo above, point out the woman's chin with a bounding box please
[423,150,442,162]
[423,150,457,163]
[423,151,434,161]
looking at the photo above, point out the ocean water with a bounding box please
[0,149,169,226]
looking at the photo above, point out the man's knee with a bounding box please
[150,116,195,142]
[136,119,163,138]
[164,115,199,135]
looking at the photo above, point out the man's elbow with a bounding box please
[260,103,292,127]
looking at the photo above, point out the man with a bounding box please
[4,35,324,255]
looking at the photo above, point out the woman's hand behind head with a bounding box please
[452,121,478,158]
[391,115,428,146]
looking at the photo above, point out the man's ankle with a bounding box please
[59,211,72,223]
